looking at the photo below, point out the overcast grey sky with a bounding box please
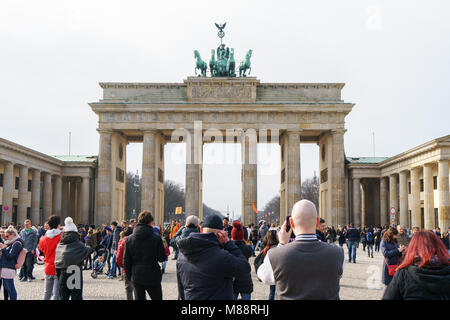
[1,0,449,217]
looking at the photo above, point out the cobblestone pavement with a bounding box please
[2,244,384,300]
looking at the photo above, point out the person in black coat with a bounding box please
[123,211,166,300]
[231,221,253,300]
[383,230,450,300]
[176,214,251,300]
[380,227,405,286]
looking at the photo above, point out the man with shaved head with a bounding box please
[257,200,345,300]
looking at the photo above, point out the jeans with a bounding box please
[57,268,83,300]
[173,246,179,259]
[347,240,358,262]
[161,261,167,271]
[44,275,60,300]
[233,292,251,300]
[109,252,117,277]
[20,252,34,279]
[367,244,374,256]
[251,243,257,255]
[2,278,17,300]
[0,279,9,300]
[375,242,381,252]
[268,285,276,300]
[133,283,162,300]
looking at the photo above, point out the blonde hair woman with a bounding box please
[0,227,24,300]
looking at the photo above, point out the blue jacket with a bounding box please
[381,239,401,285]
[345,228,360,242]
[100,233,113,250]
[19,228,38,252]
[0,238,24,270]
[176,232,251,300]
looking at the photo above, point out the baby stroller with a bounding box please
[91,245,107,279]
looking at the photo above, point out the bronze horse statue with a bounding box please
[194,50,207,77]
[239,49,252,77]
[227,48,236,77]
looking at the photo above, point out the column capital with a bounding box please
[423,162,435,168]
[97,128,114,135]
[331,128,347,135]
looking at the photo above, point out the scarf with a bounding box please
[4,235,20,246]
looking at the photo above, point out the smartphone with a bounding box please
[285,215,291,232]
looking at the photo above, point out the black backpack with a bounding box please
[254,250,266,275]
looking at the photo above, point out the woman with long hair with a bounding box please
[261,230,279,300]
[380,227,406,287]
[383,230,450,299]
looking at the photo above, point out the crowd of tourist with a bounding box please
[0,201,449,300]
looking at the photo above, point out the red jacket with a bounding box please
[116,237,127,270]
[38,229,62,276]
[164,245,170,261]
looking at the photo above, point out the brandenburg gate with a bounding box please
[89,24,354,226]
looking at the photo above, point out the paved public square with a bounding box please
[1,243,385,300]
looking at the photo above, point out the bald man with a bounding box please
[257,200,345,300]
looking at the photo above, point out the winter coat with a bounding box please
[174,226,200,245]
[164,245,170,261]
[380,239,401,285]
[19,228,38,252]
[258,226,268,241]
[224,225,233,239]
[316,230,326,242]
[338,230,346,245]
[170,223,180,240]
[116,237,127,270]
[383,264,450,300]
[0,237,24,270]
[55,231,94,270]
[232,240,253,294]
[38,228,62,275]
[123,223,166,286]
[112,226,123,251]
[345,227,360,242]
[374,230,382,244]
[176,232,251,300]
[100,233,113,250]
[249,229,259,244]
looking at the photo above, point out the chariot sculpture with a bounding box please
[194,23,252,77]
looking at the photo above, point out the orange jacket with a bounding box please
[170,223,180,239]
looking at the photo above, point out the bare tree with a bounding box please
[301,174,319,210]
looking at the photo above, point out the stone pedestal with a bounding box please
[410,167,421,228]
[399,171,408,227]
[438,161,450,231]
[31,169,41,225]
[423,164,435,230]
[17,166,29,224]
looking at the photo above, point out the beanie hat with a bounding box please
[231,221,244,241]
[202,214,223,230]
[63,217,78,233]
[105,226,112,232]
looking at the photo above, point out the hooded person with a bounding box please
[176,214,251,300]
[54,217,94,300]
[231,220,253,300]
[38,215,62,300]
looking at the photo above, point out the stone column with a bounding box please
[97,130,112,225]
[437,160,450,231]
[53,175,62,217]
[185,129,203,217]
[61,177,69,220]
[81,177,90,225]
[399,170,409,227]
[141,130,157,214]
[331,130,345,226]
[43,172,52,222]
[69,179,76,219]
[2,162,14,225]
[352,178,361,227]
[17,165,29,224]
[389,174,399,225]
[241,133,258,226]
[31,169,41,225]
[423,164,435,230]
[410,167,421,228]
[380,177,388,226]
